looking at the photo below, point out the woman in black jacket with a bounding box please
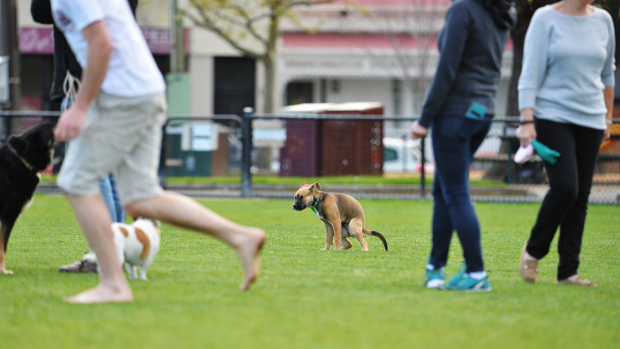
[411,0,516,291]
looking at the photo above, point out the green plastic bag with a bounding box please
[531,139,560,165]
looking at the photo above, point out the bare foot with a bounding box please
[64,284,134,304]
[231,228,265,291]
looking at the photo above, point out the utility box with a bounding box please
[279,104,335,177]
[279,102,384,177]
[166,124,212,177]
[165,123,231,177]
[320,103,384,176]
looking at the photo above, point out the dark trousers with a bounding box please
[429,115,492,273]
[526,118,604,280]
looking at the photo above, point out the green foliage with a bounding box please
[1,195,619,348]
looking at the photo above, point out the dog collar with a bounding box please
[310,193,322,213]
[7,144,35,172]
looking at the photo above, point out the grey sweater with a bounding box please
[518,6,615,130]
[418,0,516,128]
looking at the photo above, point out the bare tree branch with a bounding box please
[186,0,263,58]
[184,0,339,112]
[278,0,337,14]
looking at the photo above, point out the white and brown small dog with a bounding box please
[111,218,161,280]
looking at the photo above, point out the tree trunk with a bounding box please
[262,55,276,114]
[262,15,279,114]
[0,0,21,111]
[600,0,620,69]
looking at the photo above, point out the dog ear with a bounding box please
[300,182,310,188]
[310,182,321,191]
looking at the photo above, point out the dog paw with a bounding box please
[0,269,14,275]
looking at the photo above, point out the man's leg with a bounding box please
[125,191,265,291]
[64,193,133,303]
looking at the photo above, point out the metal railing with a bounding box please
[2,111,619,204]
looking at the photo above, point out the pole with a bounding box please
[241,107,254,197]
[420,137,426,198]
[158,121,170,189]
[0,0,20,111]
[169,0,185,73]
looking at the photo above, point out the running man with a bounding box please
[52,0,265,304]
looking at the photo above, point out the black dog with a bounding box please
[0,122,55,274]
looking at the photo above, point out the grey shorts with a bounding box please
[57,92,168,206]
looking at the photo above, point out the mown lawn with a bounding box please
[0,195,618,348]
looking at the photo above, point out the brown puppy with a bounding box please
[293,182,387,251]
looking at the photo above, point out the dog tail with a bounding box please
[370,231,388,251]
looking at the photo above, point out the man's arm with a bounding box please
[54,20,113,142]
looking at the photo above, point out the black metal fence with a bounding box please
[2,111,619,205]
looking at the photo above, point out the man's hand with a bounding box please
[54,106,88,142]
[411,121,429,139]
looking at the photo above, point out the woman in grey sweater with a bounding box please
[517,0,615,286]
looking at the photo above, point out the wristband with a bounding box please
[606,119,612,126]
[519,120,535,125]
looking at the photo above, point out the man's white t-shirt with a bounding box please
[51,0,166,98]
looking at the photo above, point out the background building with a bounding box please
[16,0,513,119]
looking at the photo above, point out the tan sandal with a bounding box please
[519,244,539,283]
[557,275,597,287]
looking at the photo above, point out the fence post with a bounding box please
[241,107,254,197]
[3,115,10,142]
[420,137,426,198]
[158,120,169,189]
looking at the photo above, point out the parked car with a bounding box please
[383,137,434,173]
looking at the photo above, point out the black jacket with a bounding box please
[30,0,138,108]
[418,0,516,127]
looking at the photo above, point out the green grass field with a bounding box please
[1,195,619,348]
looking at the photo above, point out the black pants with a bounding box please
[526,118,604,280]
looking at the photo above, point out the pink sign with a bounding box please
[19,27,190,55]
[19,27,54,54]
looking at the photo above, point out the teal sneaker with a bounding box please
[449,263,467,284]
[446,273,492,292]
[425,267,446,289]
